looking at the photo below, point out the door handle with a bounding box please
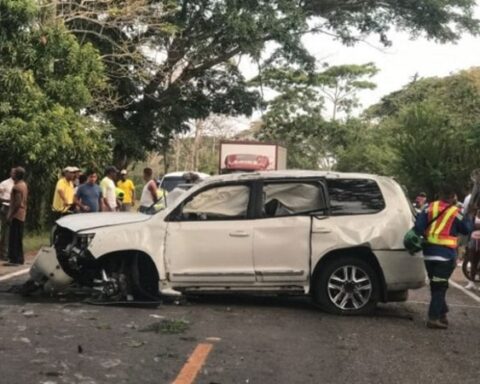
[313,227,332,234]
[229,231,250,237]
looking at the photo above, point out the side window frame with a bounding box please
[165,181,255,222]
[253,178,328,219]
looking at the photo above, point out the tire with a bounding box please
[313,257,380,315]
[462,258,480,282]
[99,253,159,301]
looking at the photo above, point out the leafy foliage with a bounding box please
[303,0,479,45]
[363,68,480,198]
[254,63,379,168]
[55,0,479,167]
[0,0,111,228]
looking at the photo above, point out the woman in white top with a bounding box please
[139,167,158,213]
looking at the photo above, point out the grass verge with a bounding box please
[24,231,50,254]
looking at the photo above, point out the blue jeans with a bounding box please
[424,259,455,320]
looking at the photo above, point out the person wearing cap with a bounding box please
[116,169,135,212]
[70,166,81,188]
[52,166,76,220]
[100,166,118,212]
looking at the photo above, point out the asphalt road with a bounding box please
[1,268,480,384]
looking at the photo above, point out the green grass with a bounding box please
[24,231,50,254]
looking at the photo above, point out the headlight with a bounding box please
[75,233,95,250]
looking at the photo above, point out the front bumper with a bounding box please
[30,246,73,290]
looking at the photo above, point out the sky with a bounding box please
[236,7,480,127]
[303,29,480,110]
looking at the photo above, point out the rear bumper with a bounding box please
[375,250,426,291]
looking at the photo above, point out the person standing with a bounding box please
[52,167,76,220]
[4,167,28,266]
[116,170,135,212]
[100,166,118,212]
[75,170,102,213]
[414,192,428,213]
[139,168,157,213]
[414,186,473,329]
[0,168,14,260]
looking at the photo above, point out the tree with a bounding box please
[0,0,111,229]
[166,114,240,174]
[315,63,378,120]
[333,119,396,176]
[253,63,379,168]
[366,68,480,198]
[52,0,479,166]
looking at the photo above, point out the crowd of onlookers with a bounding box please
[0,165,164,266]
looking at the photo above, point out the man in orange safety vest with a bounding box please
[414,186,473,329]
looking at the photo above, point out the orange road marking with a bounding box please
[172,343,214,384]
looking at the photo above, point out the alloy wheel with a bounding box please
[327,265,372,310]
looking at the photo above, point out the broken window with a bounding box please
[182,185,250,220]
[262,182,325,217]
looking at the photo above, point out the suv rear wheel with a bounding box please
[313,257,379,315]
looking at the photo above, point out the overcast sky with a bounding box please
[235,6,480,127]
[303,29,480,110]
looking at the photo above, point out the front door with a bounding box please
[164,184,255,285]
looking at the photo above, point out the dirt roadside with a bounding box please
[0,251,37,277]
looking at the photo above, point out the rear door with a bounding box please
[251,179,327,284]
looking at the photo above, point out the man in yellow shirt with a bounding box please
[52,166,76,219]
[116,169,135,212]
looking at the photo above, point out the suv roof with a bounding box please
[202,170,387,184]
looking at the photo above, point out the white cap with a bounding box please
[63,166,76,173]
[120,169,127,175]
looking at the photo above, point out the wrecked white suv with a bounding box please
[29,171,425,315]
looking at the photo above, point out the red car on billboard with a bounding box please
[224,154,270,171]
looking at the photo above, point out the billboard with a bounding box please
[220,142,283,173]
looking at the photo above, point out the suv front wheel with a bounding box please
[313,257,379,315]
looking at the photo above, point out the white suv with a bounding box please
[30,171,425,315]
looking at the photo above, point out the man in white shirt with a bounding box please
[100,166,118,212]
[0,168,15,259]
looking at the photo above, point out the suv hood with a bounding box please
[56,212,152,232]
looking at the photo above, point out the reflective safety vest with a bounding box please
[425,201,461,248]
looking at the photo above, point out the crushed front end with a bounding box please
[29,225,99,292]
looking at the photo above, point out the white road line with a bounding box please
[0,268,29,282]
[408,300,480,309]
[450,280,480,304]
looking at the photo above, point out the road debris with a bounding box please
[139,319,189,334]
[100,359,122,369]
[22,310,38,318]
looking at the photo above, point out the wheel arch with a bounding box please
[311,246,387,302]
[98,249,160,283]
